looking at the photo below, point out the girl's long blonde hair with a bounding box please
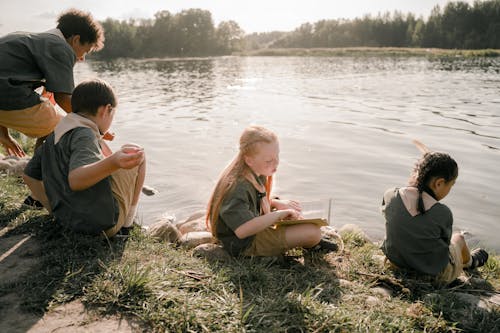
[206,126,277,236]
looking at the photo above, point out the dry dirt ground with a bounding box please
[0,233,140,333]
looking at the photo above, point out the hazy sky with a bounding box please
[0,0,473,35]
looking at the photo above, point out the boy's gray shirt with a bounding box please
[0,29,75,110]
[381,187,453,276]
[24,127,119,234]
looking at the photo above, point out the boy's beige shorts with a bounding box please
[0,99,65,137]
[105,166,139,237]
[436,242,464,284]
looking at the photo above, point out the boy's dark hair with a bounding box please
[411,152,458,214]
[57,9,105,51]
[71,79,116,115]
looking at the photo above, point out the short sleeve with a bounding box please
[68,129,103,171]
[36,39,75,94]
[219,184,257,232]
[381,187,397,214]
[24,146,43,180]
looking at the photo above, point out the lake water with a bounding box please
[75,56,500,251]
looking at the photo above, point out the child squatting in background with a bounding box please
[381,151,488,284]
[206,125,338,256]
[0,9,105,157]
[23,79,146,238]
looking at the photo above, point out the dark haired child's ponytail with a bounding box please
[417,188,425,215]
[416,184,436,215]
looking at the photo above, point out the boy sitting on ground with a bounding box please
[23,79,146,237]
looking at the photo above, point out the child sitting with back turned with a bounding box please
[206,125,337,256]
[23,79,146,237]
[381,151,489,284]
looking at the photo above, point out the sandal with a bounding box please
[467,248,489,269]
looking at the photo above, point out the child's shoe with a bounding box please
[114,226,134,239]
[466,248,489,270]
[309,238,339,253]
[23,195,44,209]
[142,185,158,196]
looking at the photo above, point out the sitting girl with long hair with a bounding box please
[206,125,337,256]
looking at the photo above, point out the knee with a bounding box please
[451,232,466,247]
[301,226,322,247]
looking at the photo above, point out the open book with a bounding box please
[274,199,332,227]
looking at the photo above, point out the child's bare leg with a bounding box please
[132,158,146,205]
[122,157,146,228]
[284,224,321,249]
[451,232,471,265]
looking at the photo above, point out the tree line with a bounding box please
[96,1,500,59]
[271,0,500,50]
[97,9,244,59]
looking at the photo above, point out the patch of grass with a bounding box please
[482,254,500,289]
[425,291,500,333]
[1,173,498,332]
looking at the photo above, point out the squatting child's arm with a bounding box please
[53,93,72,113]
[68,146,144,191]
[234,209,300,239]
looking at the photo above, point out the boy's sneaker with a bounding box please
[309,238,339,253]
[142,185,158,196]
[466,248,489,270]
[114,226,134,239]
[23,195,44,209]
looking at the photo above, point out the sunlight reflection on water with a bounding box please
[75,56,500,251]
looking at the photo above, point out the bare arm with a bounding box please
[53,92,72,113]
[271,198,302,212]
[234,209,300,239]
[68,146,144,191]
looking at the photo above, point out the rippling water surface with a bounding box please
[75,56,500,251]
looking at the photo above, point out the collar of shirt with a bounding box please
[54,112,102,144]
[398,186,438,217]
[44,28,66,41]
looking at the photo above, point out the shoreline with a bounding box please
[90,47,500,61]
[238,47,500,58]
[0,171,499,332]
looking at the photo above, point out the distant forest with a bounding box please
[96,0,500,59]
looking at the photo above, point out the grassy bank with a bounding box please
[0,172,499,332]
[239,47,500,58]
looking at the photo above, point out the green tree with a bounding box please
[171,9,216,56]
[215,20,245,54]
[99,18,137,58]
